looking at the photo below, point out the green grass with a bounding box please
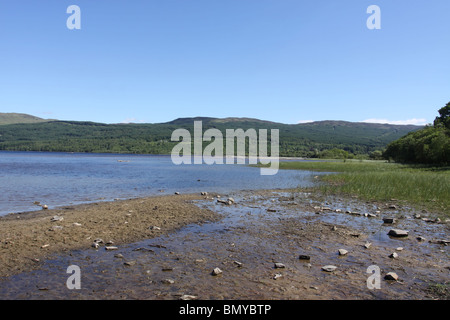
[278,160,450,216]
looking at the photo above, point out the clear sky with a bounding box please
[0,0,449,125]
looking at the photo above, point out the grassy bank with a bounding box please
[279,160,450,216]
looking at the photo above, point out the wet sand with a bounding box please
[0,190,449,300]
[0,193,220,278]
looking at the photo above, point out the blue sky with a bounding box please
[0,0,449,125]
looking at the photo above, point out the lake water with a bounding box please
[0,151,321,216]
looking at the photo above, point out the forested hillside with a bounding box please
[0,115,421,157]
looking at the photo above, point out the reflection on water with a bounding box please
[0,151,323,216]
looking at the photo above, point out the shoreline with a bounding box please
[0,192,220,279]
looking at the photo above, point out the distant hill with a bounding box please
[0,113,51,125]
[0,114,422,157]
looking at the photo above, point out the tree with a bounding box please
[434,101,450,129]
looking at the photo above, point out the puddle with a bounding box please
[0,191,448,299]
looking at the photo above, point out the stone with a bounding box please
[162,278,175,284]
[383,217,396,224]
[91,242,99,249]
[273,273,283,280]
[180,295,198,300]
[124,261,136,266]
[200,192,208,196]
[41,204,48,210]
[73,222,82,227]
[50,215,63,222]
[149,226,161,231]
[299,255,311,260]
[384,272,399,281]
[388,229,408,237]
[114,253,124,259]
[389,252,399,259]
[364,242,372,249]
[227,197,235,203]
[211,267,222,276]
[105,246,118,250]
[321,265,337,272]
[233,261,243,268]
[416,236,426,242]
[331,226,337,231]
[338,249,348,256]
[274,263,286,269]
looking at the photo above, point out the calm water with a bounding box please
[0,151,321,216]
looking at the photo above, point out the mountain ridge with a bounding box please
[0,113,423,157]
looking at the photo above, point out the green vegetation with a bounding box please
[383,102,450,165]
[279,160,450,215]
[0,115,420,157]
[0,113,51,125]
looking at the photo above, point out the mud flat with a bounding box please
[0,190,449,300]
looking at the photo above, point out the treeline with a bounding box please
[383,102,450,165]
[0,118,420,157]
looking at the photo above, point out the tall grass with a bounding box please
[279,160,450,215]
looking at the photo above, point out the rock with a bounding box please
[388,204,397,209]
[233,261,243,268]
[335,209,342,213]
[273,273,282,280]
[389,252,399,259]
[91,242,99,249]
[200,192,208,196]
[321,265,337,272]
[414,214,421,219]
[42,205,49,210]
[94,238,104,244]
[384,272,399,281]
[383,217,396,224]
[149,226,161,231]
[274,263,286,269]
[49,225,63,231]
[33,201,41,205]
[124,261,136,266]
[211,267,223,276]
[416,236,426,242]
[73,222,82,227]
[364,242,372,249]
[174,192,180,195]
[396,247,404,251]
[368,213,377,218]
[180,295,198,300]
[331,226,337,231]
[114,253,124,259]
[299,255,311,260]
[162,278,175,284]
[50,215,63,222]
[105,246,118,250]
[388,229,409,237]
[266,208,277,212]
[227,197,235,203]
[338,249,348,256]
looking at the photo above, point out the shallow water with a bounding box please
[1,191,448,300]
[0,151,322,216]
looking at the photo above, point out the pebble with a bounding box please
[274,263,286,269]
[388,229,409,237]
[338,249,348,256]
[41,205,48,210]
[180,295,198,300]
[105,246,118,250]
[50,215,63,222]
[149,226,161,231]
[389,252,399,259]
[124,261,136,266]
[364,242,372,249]
[162,279,175,284]
[273,273,283,280]
[416,236,426,242]
[321,265,337,272]
[384,272,399,281]
[299,255,311,260]
[383,217,396,224]
[211,267,223,276]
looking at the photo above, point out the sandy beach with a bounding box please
[0,190,449,300]
[0,193,219,279]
